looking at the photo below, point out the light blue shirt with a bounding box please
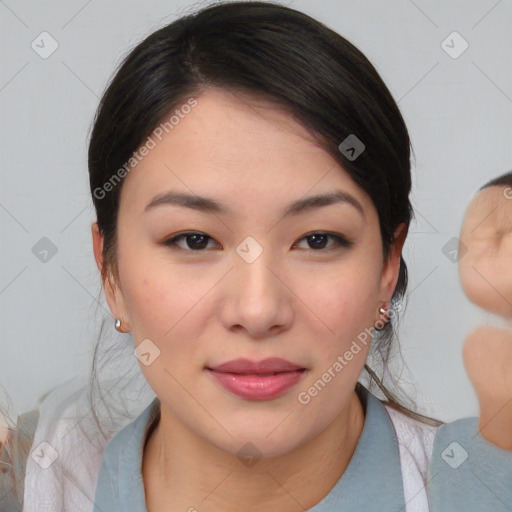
[92,384,512,511]
[92,384,407,511]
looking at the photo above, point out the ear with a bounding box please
[379,222,408,304]
[91,222,130,328]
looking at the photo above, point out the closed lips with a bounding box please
[207,357,306,374]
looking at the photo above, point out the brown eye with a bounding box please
[163,232,220,251]
[293,232,353,251]
[162,231,353,253]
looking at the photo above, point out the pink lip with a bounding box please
[206,357,307,400]
[208,357,305,374]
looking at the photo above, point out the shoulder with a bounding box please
[384,405,439,470]
[93,397,159,511]
[0,378,89,511]
[1,375,157,512]
[97,396,160,473]
[23,375,113,511]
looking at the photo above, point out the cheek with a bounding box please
[124,268,206,344]
[333,247,382,321]
[115,228,207,338]
[119,261,217,398]
[297,248,382,359]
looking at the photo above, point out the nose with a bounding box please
[220,246,294,339]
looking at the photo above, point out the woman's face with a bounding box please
[94,87,404,458]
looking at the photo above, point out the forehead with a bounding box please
[118,87,374,217]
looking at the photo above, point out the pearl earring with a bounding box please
[374,306,389,330]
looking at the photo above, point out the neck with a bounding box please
[142,389,365,512]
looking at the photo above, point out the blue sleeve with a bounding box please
[426,417,512,511]
[92,451,119,512]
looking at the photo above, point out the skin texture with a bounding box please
[459,185,512,450]
[92,87,406,511]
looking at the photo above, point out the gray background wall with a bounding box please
[1,0,511,423]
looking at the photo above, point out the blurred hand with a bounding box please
[459,185,512,450]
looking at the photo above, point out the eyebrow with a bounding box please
[144,189,365,219]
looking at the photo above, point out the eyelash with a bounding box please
[162,231,353,253]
